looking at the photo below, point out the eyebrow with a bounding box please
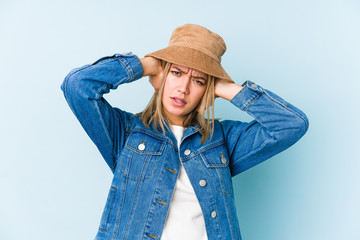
[172,66,207,82]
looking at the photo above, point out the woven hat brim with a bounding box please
[145,46,232,82]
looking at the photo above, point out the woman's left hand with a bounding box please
[215,79,244,101]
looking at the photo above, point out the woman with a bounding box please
[61,24,308,240]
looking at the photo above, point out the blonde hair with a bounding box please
[140,61,217,144]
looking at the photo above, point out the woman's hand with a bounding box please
[140,57,163,93]
[215,79,244,101]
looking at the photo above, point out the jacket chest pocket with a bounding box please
[118,131,166,181]
[200,144,232,194]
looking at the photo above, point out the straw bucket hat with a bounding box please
[145,24,232,82]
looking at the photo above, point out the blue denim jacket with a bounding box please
[61,53,308,240]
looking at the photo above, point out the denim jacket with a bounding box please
[61,53,309,240]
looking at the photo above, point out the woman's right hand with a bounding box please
[140,57,163,93]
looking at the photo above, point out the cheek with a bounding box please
[193,88,206,103]
[162,76,174,96]
[161,79,171,101]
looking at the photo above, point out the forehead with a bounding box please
[171,64,207,77]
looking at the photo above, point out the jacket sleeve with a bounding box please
[61,53,144,172]
[221,81,309,176]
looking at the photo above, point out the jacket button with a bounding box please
[211,211,217,218]
[138,143,145,151]
[184,149,191,156]
[251,83,257,88]
[221,157,227,164]
[199,180,207,187]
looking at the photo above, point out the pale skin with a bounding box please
[140,56,243,126]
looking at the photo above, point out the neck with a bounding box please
[163,110,185,126]
[167,117,184,126]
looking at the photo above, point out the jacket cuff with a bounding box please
[230,80,265,110]
[114,52,144,82]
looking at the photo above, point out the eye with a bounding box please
[171,71,181,76]
[194,79,205,86]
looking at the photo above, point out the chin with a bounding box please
[169,111,186,117]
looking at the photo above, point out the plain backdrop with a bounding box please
[1,0,359,239]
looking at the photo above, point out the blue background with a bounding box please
[1,0,359,239]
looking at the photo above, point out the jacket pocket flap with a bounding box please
[125,131,165,155]
[200,144,229,168]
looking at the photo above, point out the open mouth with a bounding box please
[171,97,187,106]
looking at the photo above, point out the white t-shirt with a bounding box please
[161,125,208,240]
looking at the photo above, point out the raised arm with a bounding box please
[61,53,144,172]
[215,80,309,176]
[139,56,164,93]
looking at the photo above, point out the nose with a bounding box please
[177,75,191,95]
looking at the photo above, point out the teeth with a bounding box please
[174,98,183,103]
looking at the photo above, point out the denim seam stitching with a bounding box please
[198,140,225,152]
[142,148,170,240]
[195,157,224,240]
[113,127,131,171]
[93,100,115,168]
[223,191,236,239]
[263,91,309,128]
[229,138,273,169]
[200,152,229,168]
[100,186,117,231]
[119,153,157,181]
[117,58,134,81]
[242,92,261,111]
[126,143,165,155]
[181,140,225,162]
[112,176,128,239]
[131,128,171,143]
[215,168,232,194]
[122,179,144,239]
[200,154,231,194]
